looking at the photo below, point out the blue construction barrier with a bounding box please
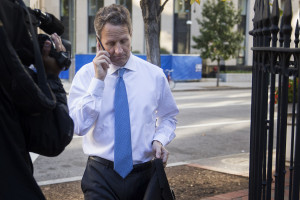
[171,55,202,81]
[59,69,69,79]
[70,54,202,81]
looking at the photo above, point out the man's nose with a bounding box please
[114,43,123,54]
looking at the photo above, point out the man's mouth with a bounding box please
[113,56,124,60]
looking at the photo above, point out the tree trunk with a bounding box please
[216,59,220,87]
[140,0,161,67]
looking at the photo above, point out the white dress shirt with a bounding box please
[68,53,179,164]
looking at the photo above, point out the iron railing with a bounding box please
[249,0,300,199]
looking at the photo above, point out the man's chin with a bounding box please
[112,59,129,67]
[112,62,126,67]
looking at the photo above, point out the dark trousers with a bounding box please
[81,156,153,200]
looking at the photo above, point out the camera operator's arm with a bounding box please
[24,33,74,156]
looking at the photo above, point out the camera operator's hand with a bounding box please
[42,33,66,76]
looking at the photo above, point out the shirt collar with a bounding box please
[108,53,137,75]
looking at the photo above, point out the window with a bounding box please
[237,0,247,65]
[174,0,191,54]
[116,0,132,16]
[60,0,76,57]
[88,0,104,53]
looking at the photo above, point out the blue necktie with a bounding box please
[114,68,133,178]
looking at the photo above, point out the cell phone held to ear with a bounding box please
[96,36,106,51]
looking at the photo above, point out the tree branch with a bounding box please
[157,0,169,17]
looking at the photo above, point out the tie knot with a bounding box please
[118,68,126,78]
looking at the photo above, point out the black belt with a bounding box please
[89,156,153,173]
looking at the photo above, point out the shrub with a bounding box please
[275,79,298,104]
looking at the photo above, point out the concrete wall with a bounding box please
[132,0,144,54]
[160,1,174,54]
[45,0,60,17]
[219,73,252,82]
[104,0,111,7]
[245,0,254,66]
[76,1,88,54]
[190,2,202,54]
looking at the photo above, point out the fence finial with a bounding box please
[262,0,271,47]
[279,20,284,47]
[282,0,293,47]
[251,0,260,46]
[257,0,264,46]
[270,0,279,47]
[295,20,299,48]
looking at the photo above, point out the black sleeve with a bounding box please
[22,75,74,157]
[0,0,74,157]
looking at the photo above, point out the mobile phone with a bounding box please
[96,36,106,51]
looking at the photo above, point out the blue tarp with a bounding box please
[59,68,69,79]
[172,55,202,81]
[60,54,202,81]
[133,55,202,81]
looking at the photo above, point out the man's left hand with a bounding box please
[152,140,169,167]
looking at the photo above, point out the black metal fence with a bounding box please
[249,0,300,199]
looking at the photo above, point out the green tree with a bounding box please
[192,0,243,86]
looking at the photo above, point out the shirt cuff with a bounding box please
[88,77,105,97]
[153,132,175,147]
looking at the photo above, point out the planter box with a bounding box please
[219,73,252,82]
[286,103,297,162]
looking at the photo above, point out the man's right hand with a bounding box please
[93,50,111,81]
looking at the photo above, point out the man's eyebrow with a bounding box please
[104,36,129,44]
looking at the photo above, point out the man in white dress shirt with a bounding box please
[68,4,178,200]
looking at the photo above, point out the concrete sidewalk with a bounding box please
[172,79,252,92]
[61,78,253,199]
[62,78,252,94]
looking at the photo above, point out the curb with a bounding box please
[202,189,248,200]
[186,163,249,178]
[172,87,252,92]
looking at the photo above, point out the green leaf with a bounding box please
[192,0,243,62]
[190,0,201,5]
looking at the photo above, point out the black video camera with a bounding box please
[38,34,71,71]
[28,8,71,71]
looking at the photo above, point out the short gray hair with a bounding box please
[94,4,132,38]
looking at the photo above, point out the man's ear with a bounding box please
[96,40,100,52]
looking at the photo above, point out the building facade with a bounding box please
[25,0,300,69]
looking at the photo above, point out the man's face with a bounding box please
[99,23,131,67]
